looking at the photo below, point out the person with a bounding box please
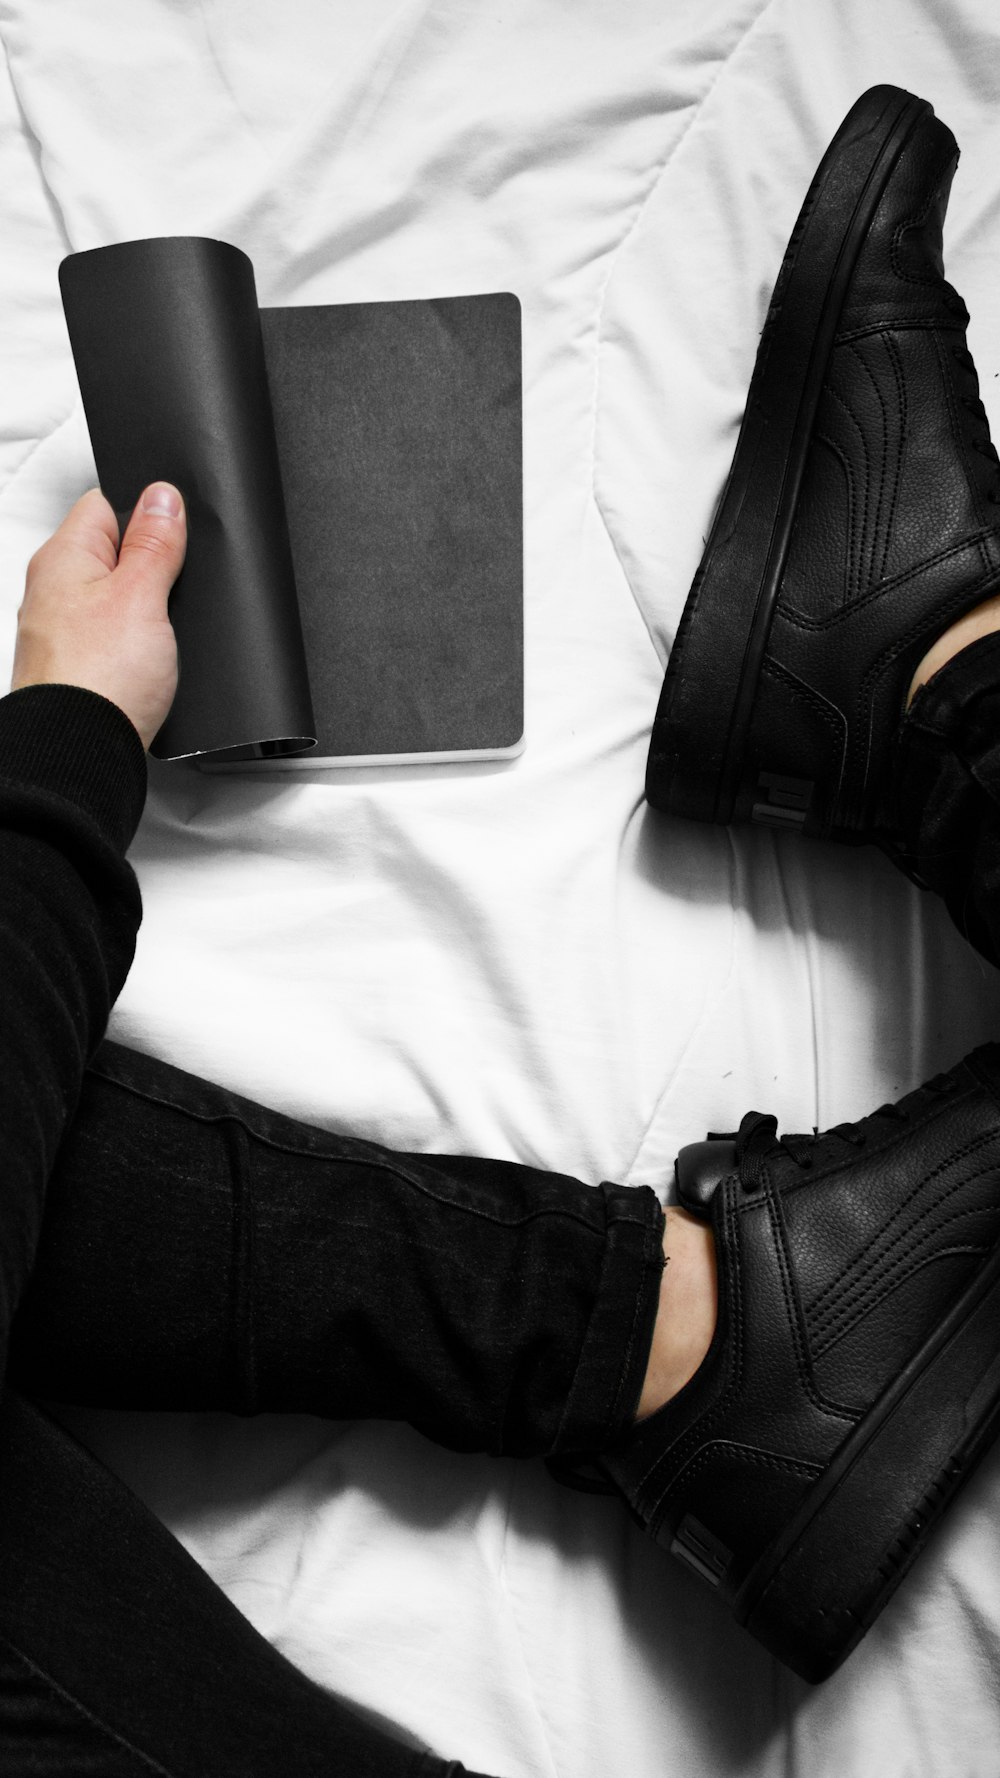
[1,74,1000,1774]
[0,479,660,1776]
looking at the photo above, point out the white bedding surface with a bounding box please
[2,2,1000,1772]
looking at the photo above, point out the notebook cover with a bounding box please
[59,237,316,761]
[59,238,523,766]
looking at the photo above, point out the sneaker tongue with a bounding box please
[674,1138,738,1216]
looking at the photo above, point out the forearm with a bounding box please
[0,684,146,1378]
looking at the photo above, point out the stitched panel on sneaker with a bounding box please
[778,1089,1000,1409]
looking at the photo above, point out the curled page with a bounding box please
[59,237,316,761]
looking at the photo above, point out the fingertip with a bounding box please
[140,482,185,521]
[117,482,188,586]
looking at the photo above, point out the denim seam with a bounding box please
[0,1632,175,1775]
[605,1202,666,1442]
[902,632,1000,741]
[906,704,1000,750]
[225,1119,259,1414]
[87,1066,609,1236]
[557,1188,663,1453]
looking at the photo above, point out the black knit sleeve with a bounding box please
[0,684,147,1382]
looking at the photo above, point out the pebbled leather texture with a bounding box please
[647,88,1000,849]
[601,1046,1000,1672]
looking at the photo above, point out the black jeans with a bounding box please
[3,629,998,1778]
[0,1039,666,1776]
[893,627,1000,971]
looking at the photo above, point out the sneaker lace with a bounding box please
[733,1071,958,1192]
[951,338,1000,502]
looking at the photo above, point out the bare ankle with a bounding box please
[635,1206,718,1422]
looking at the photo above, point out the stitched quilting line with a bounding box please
[492,1468,570,1778]
[0,411,79,509]
[590,0,776,354]
[621,820,739,1187]
[0,29,72,258]
[589,0,777,661]
[195,0,263,142]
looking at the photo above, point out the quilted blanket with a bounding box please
[2,1,999,1771]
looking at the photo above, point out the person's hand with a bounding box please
[11,482,187,751]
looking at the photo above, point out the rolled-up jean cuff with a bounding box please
[902,629,1000,749]
[892,630,1000,962]
[551,1181,665,1457]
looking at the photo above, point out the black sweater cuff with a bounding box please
[0,686,148,857]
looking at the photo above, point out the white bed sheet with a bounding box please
[2,1,1000,1772]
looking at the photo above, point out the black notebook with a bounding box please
[59,237,524,767]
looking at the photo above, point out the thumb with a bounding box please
[116,482,187,597]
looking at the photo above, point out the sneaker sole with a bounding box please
[645,85,934,835]
[733,1234,1000,1681]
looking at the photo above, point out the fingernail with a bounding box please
[141,482,182,517]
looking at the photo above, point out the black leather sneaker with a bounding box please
[602,1048,1000,1682]
[646,86,1000,859]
